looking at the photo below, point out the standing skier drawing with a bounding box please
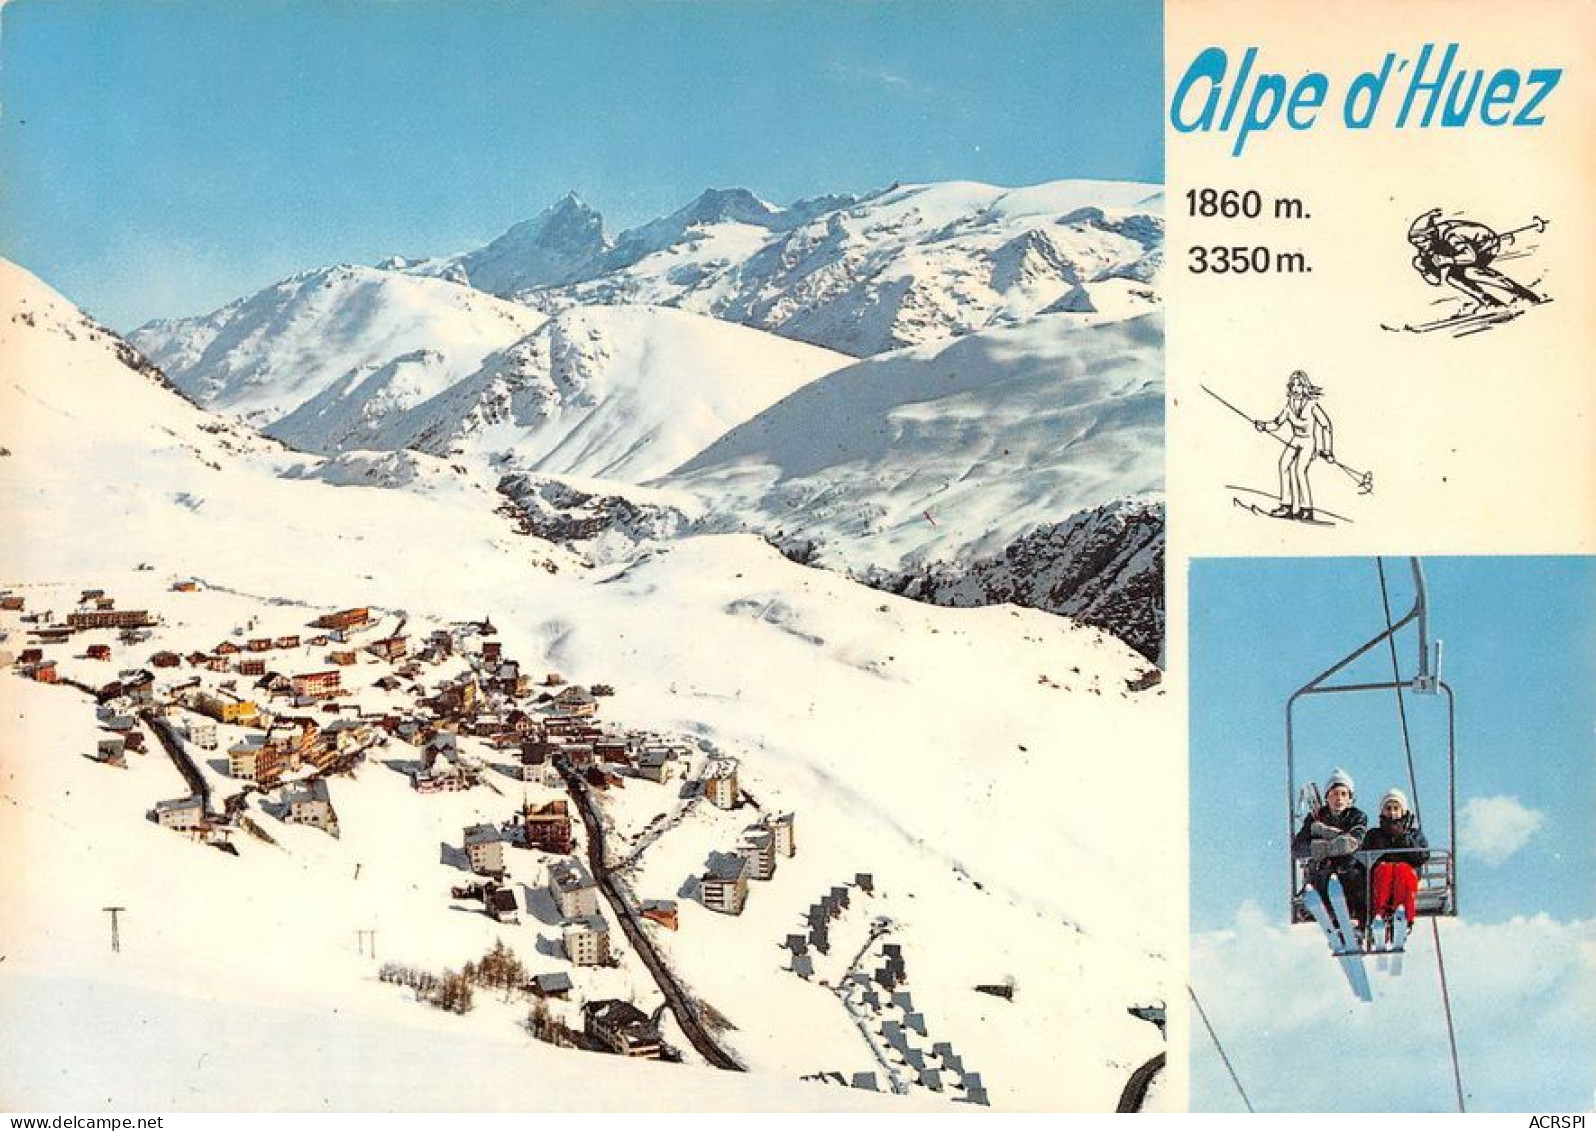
[1255,370,1334,521]
[1407,208,1546,312]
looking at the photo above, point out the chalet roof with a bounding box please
[704,855,750,882]
[155,796,202,813]
[548,860,593,893]
[286,778,332,806]
[486,887,518,913]
[563,915,608,937]
[463,824,499,847]
[533,972,573,994]
[583,998,653,1031]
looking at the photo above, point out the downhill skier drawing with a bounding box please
[1386,208,1551,336]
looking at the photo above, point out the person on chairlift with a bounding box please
[1362,787,1430,939]
[1292,767,1369,927]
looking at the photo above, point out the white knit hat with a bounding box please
[1381,788,1410,815]
[1325,768,1355,796]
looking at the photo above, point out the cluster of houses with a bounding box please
[4,587,791,1075]
[697,806,797,916]
[782,874,875,976]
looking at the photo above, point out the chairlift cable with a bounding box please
[1187,984,1255,1113]
[1375,558,1423,815]
[1375,557,1466,1113]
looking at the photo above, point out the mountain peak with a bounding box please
[678,187,779,226]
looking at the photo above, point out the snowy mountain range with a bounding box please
[1,260,1174,1110]
[127,179,1164,659]
[408,180,1164,359]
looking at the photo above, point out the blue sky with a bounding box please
[1191,555,1595,931]
[0,0,1163,330]
[1189,556,1596,1112]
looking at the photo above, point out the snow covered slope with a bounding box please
[468,180,1163,357]
[130,264,543,435]
[375,304,851,481]
[651,312,1162,639]
[1,260,1175,1110]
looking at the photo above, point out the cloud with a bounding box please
[1459,796,1545,865]
[1189,908,1596,1112]
[823,59,927,97]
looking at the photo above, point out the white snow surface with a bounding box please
[129,264,543,434]
[664,311,1164,570]
[378,304,851,481]
[1,260,1174,1110]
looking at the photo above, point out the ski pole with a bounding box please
[1201,384,1280,444]
[1498,215,1548,241]
[1333,461,1374,494]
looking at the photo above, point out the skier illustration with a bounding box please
[1406,208,1546,312]
[1387,209,1551,335]
[1202,377,1372,527]
[1254,370,1335,521]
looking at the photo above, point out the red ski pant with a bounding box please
[1370,862,1419,922]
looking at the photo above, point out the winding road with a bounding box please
[557,758,744,1071]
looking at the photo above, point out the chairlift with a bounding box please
[1286,557,1458,931]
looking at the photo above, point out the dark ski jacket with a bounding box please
[1362,815,1429,870]
[1292,804,1369,874]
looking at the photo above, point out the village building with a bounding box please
[322,719,370,754]
[767,812,797,858]
[328,650,358,666]
[519,799,574,853]
[548,860,600,919]
[529,972,572,1000]
[236,658,267,677]
[704,761,740,810]
[227,734,268,783]
[311,607,372,631]
[151,650,181,668]
[738,827,777,881]
[582,1000,663,1059]
[186,719,218,750]
[246,638,273,653]
[562,917,611,967]
[700,856,750,915]
[274,635,300,650]
[171,579,201,593]
[483,883,519,923]
[283,779,338,836]
[635,745,679,783]
[552,685,598,718]
[30,660,59,684]
[95,736,127,766]
[192,690,259,726]
[153,795,205,831]
[120,670,156,705]
[640,900,679,931]
[0,594,24,611]
[291,670,342,699]
[85,644,112,662]
[67,609,154,630]
[463,824,505,875]
[366,635,407,662]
